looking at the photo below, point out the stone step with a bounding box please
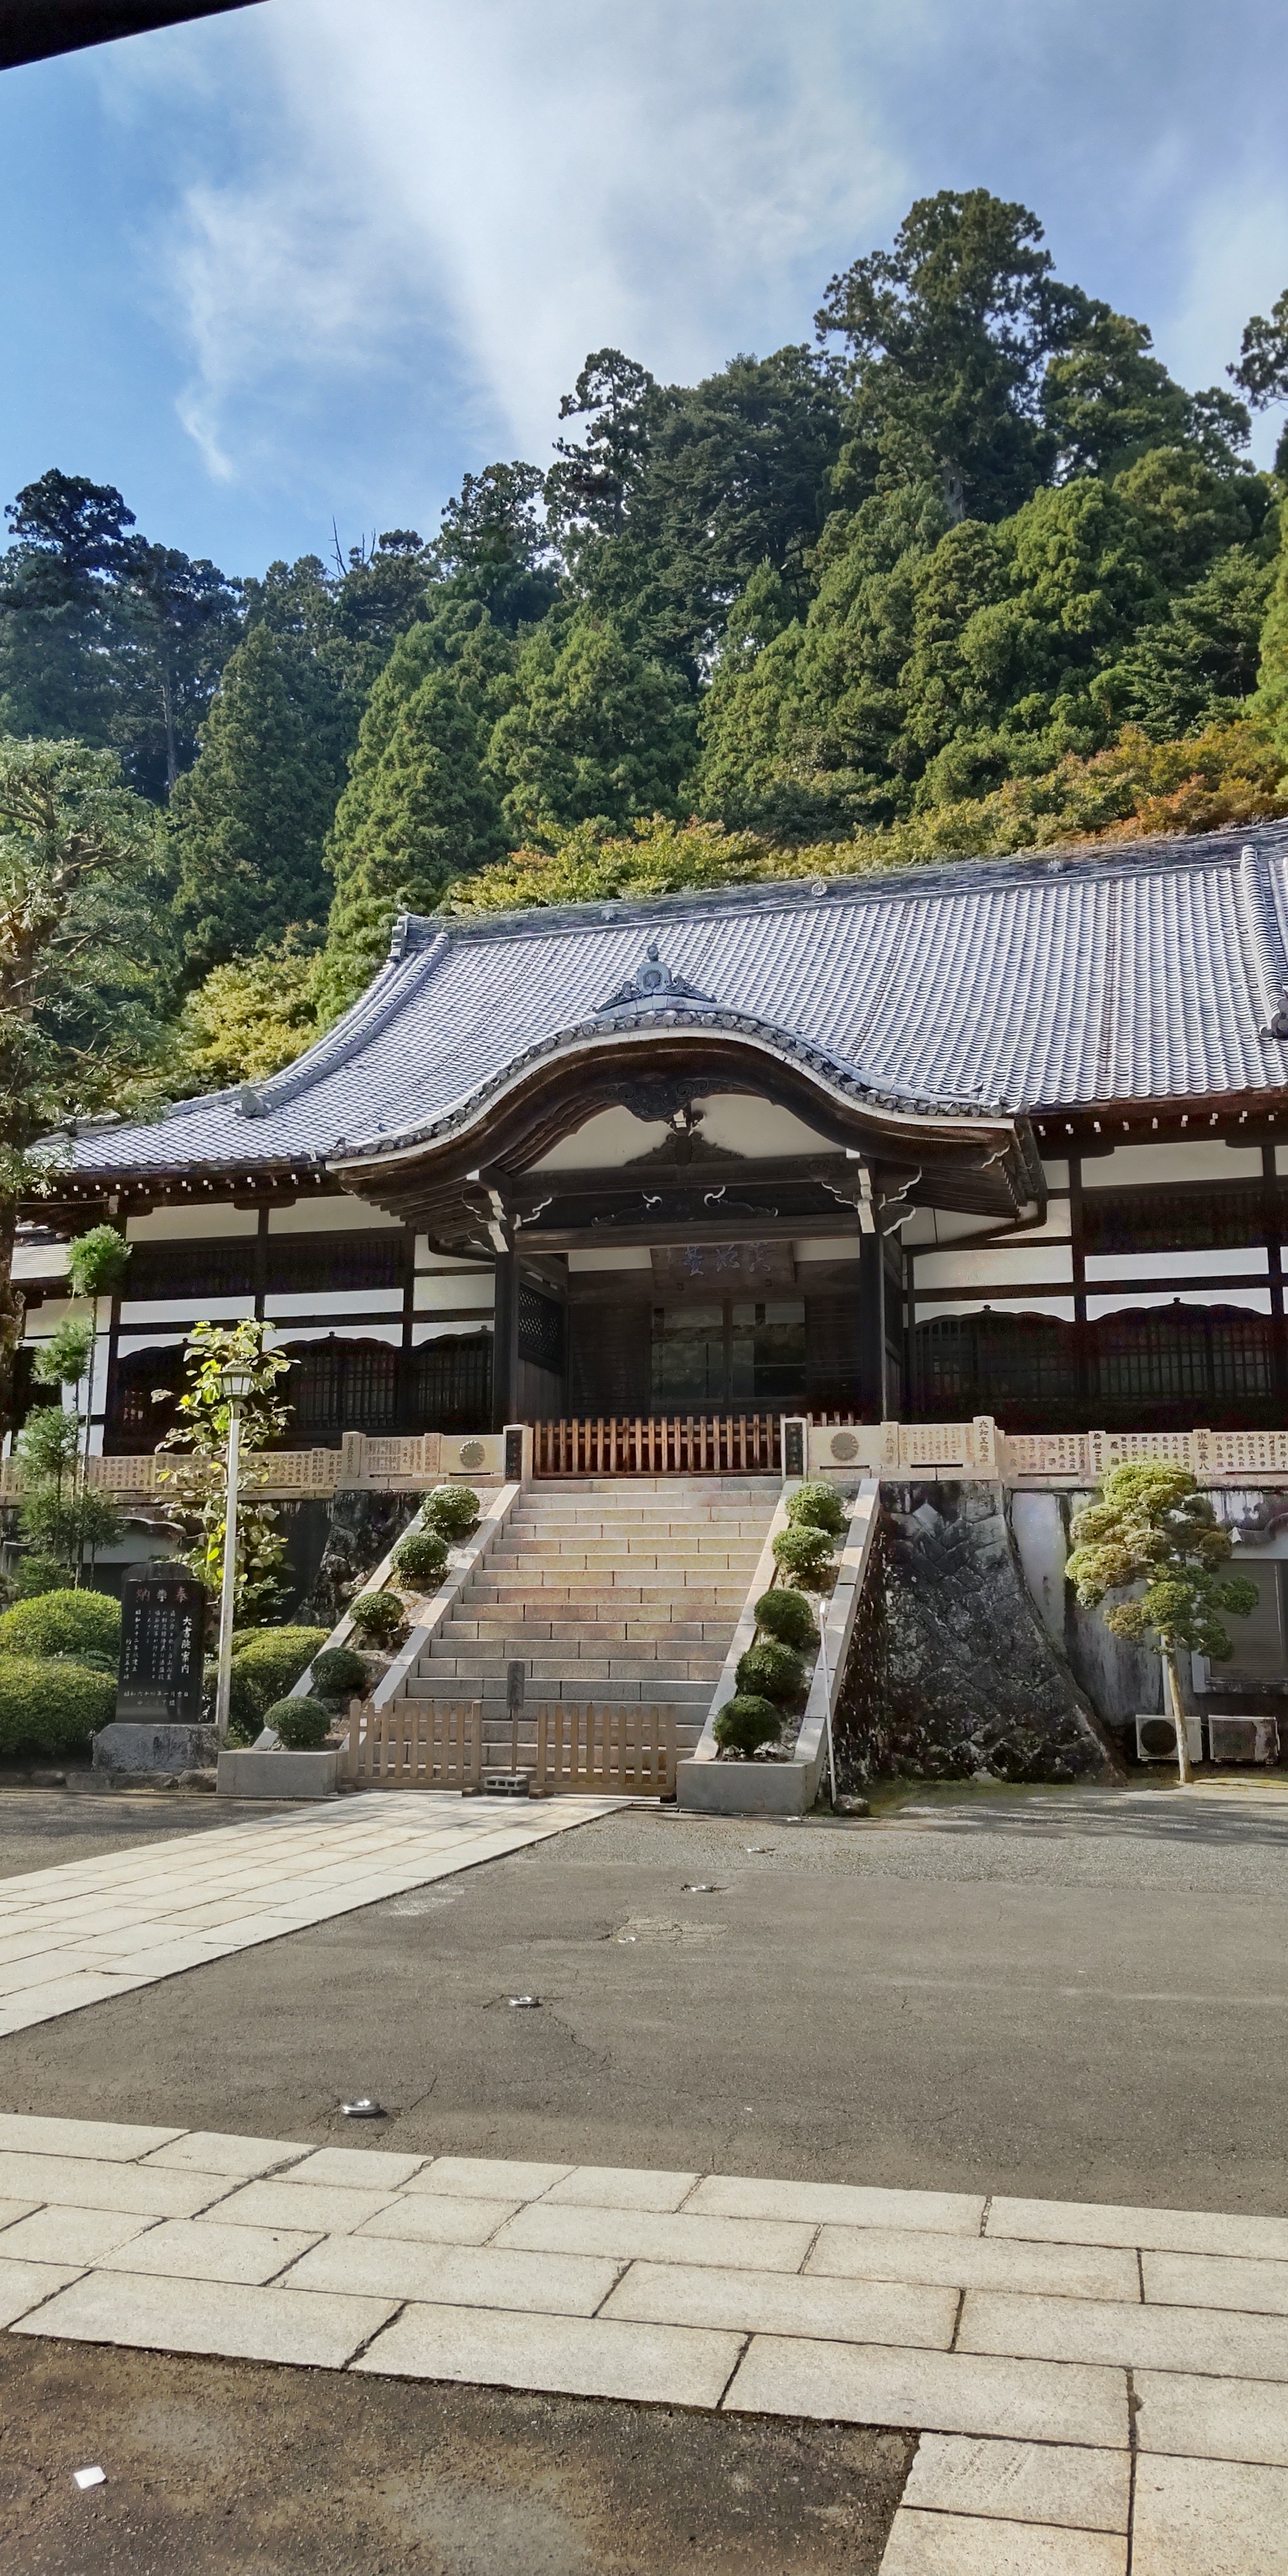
[421,1653,723,1683]
[440,1618,733,1644]
[409,1677,714,1710]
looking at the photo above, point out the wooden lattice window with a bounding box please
[265,1236,402,1298]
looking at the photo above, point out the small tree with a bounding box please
[1067,1464,1257,1785]
[156,1320,296,1627]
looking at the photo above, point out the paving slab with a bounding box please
[901,2434,1130,2532]
[602,2258,956,2346]
[958,2287,1288,2380]
[1132,2452,1288,2575]
[724,2337,1130,2448]
[988,2197,1288,2262]
[1142,2248,1288,2316]
[354,2298,743,2405]
[355,2192,526,2246]
[495,2199,817,2271]
[11,2267,398,2367]
[808,2227,1139,2304]
[1135,2367,1288,2466]
[97,2217,322,2284]
[288,2234,621,2313]
[877,2507,1127,2573]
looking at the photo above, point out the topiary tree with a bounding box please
[348,1591,406,1647]
[311,1644,368,1699]
[736,1637,806,1705]
[422,1484,481,1541]
[392,1528,450,1586]
[772,1522,835,1587]
[267,1696,332,1749]
[753,1586,819,1652]
[714,1694,783,1757]
[1066,1463,1256,1786]
[784,1482,848,1537]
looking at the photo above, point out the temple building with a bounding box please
[14,822,1288,1457]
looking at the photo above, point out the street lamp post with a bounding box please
[213,1359,254,1743]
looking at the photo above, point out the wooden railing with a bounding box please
[533,1416,781,1477]
[337,1698,482,1790]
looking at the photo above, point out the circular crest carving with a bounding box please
[457,1440,486,1470]
[829,1430,860,1461]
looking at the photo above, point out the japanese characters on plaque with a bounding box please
[117,1565,207,1723]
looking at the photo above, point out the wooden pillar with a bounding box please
[491,1247,520,1431]
[858,1232,889,1419]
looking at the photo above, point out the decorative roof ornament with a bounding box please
[596,942,714,1014]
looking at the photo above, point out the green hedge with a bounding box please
[0,1589,120,1660]
[0,1654,116,1754]
[225,1627,328,1729]
[772,1524,834,1585]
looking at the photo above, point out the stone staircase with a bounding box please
[404,1476,777,1762]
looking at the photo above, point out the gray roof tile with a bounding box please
[66,824,1288,1179]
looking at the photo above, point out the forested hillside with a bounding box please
[6,188,1288,1101]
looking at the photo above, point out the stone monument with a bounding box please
[93,1561,216,1777]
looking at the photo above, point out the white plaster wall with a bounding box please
[915,1294,1077,1323]
[413,1275,495,1312]
[1084,1249,1269,1281]
[1081,1141,1265,1186]
[915,1244,1075,1291]
[267,1197,402,1232]
[127,1206,258,1240]
[1010,1491,1068,1647]
[1085,1286,1273,1317]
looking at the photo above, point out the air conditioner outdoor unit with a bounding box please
[1134,1712,1203,1765]
[1206,1715,1280,1765]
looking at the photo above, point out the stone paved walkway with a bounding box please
[0,1792,620,2034]
[0,2117,1284,2570]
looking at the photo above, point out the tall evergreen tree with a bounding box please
[488,608,698,843]
[314,605,513,1023]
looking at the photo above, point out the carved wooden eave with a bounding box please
[329,1011,1044,1244]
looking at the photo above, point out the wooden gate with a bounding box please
[533,1703,677,1797]
[338,1698,481,1789]
[534,1416,780,1476]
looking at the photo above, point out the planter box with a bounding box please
[677,1754,815,1816]
[216,1747,338,1801]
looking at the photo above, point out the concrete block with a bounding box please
[216,1748,337,1801]
[93,1721,218,1776]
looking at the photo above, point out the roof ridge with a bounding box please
[397,822,1288,947]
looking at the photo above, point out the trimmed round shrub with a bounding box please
[225,1626,328,1730]
[311,1645,368,1699]
[267,1696,331,1750]
[772,1524,834,1586]
[0,1654,115,1754]
[753,1587,818,1651]
[785,1481,848,1537]
[0,1588,120,1661]
[348,1591,406,1647]
[422,1484,481,1540]
[713,1694,783,1758]
[737,1638,806,1705]
[393,1528,450,1586]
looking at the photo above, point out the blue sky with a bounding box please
[2,0,1287,580]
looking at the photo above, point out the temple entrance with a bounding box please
[650,1297,806,1410]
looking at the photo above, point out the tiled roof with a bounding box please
[65,824,1288,1179]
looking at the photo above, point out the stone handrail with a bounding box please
[6,1419,1288,1504]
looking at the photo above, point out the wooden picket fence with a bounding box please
[337,1698,482,1790]
[533,1415,779,1477]
[337,1698,676,1797]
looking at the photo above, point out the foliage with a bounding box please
[772,1524,835,1585]
[315,609,512,1021]
[156,1320,295,1622]
[65,1224,130,1300]
[169,937,321,1091]
[392,1528,450,1586]
[753,1587,819,1651]
[12,1402,122,1581]
[422,1484,481,1539]
[223,1626,328,1730]
[0,1653,115,1754]
[713,1693,783,1757]
[267,1696,332,1749]
[488,610,697,846]
[311,1644,368,1698]
[1231,287,1288,475]
[736,1637,806,1704]
[1258,507,1288,756]
[0,469,240,803]
[348,1591,406,1646]
[0,738,169,1434]
[1066,1465,1256,1661]
[785,1481,848,1537]
[32,1318,93,1388]
[0,1587,120,1658]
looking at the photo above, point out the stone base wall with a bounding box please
[299,1489,421,1627]
[860,1481,1121,1785]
